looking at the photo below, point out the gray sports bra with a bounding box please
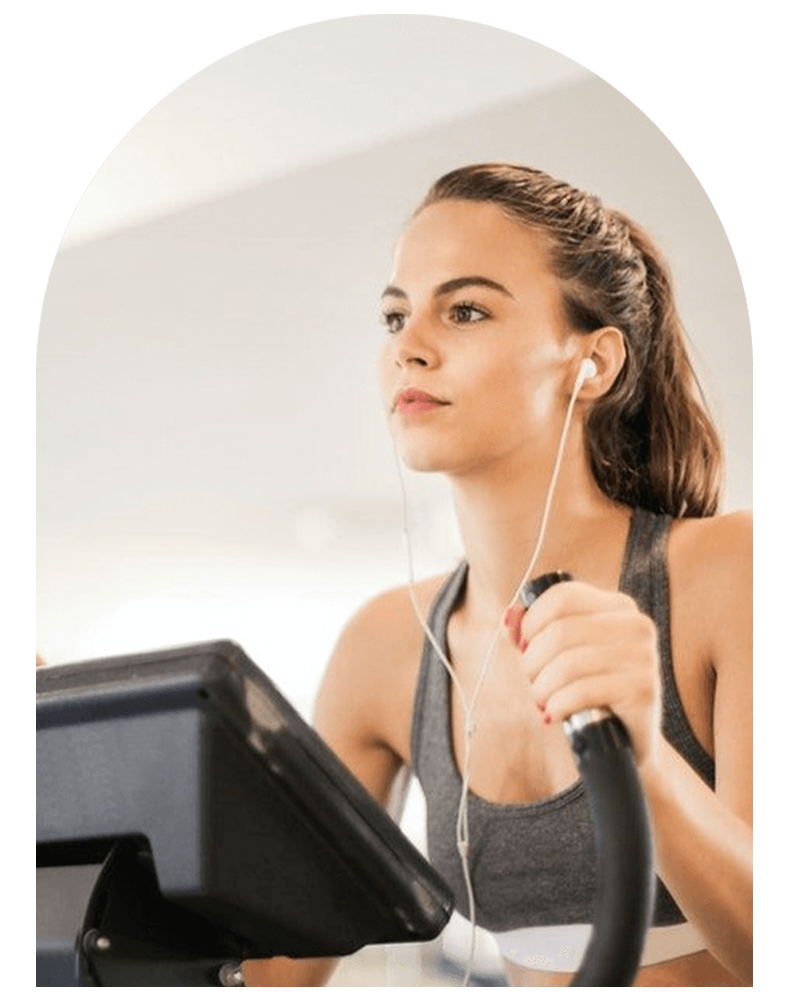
[410,507,715,933]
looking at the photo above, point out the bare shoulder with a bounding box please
[313,573,450,792]
[662,510,752,791]
[320,573,448,699]
[669,509,752,666]
[670,509,752,595]
[671,507,752,548]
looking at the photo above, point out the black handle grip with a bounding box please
[519,573,655,987]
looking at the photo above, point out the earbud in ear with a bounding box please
[577,358,598,386]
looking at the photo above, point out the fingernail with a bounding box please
[543,714,552,726]
[519,637,529,653]
[504,606,524,630]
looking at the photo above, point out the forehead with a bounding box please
[390,199,554,291]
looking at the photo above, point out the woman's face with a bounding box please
[378,199,582,477]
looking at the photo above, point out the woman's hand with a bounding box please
[505,580,662,767]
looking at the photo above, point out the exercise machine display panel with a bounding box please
[37,641,453,984]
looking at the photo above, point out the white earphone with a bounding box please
[576,357,598,388]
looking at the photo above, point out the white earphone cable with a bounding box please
[393,364,590,985]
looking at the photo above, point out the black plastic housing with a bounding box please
[37,640,453,984]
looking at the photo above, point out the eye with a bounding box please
[381,309,407,335]
[449,301,490,325]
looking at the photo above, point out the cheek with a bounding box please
[472,360,564,438]
[475,360,531,411]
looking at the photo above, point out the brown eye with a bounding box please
[450,302,489,324]
[381,311,407,335]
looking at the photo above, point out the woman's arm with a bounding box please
[242,954,340,988]
[639,742,752,983]
[514,511,753,984]
[639,511,752,983]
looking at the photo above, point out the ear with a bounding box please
[577,326,626,398]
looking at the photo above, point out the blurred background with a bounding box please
[35,14,751,985]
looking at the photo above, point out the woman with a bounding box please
[245,164,752,986]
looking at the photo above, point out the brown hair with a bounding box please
[418,164,723,517]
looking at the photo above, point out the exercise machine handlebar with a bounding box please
[519,573,655,987]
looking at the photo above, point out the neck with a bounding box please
[448,427,627,624]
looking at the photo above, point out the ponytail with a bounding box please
[586,219,722,516]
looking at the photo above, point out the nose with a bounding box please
[395,346,429,369]
[393,314,438,369]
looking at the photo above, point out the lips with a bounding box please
[395,388,449,415]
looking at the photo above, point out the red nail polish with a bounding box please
[505,606,524,631]
[519,638,529,653]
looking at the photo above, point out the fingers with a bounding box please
[506,580,660,762]
[507,580,641,668]
[517,580,640,648]
[525,607,657,688]
[529,639,656,720]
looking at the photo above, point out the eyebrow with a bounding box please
[381,275,514,300]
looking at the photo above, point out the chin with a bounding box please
[394,427,487,471]
[396,443,483,477]
[396,450,446,474]
[391,435,453,473]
